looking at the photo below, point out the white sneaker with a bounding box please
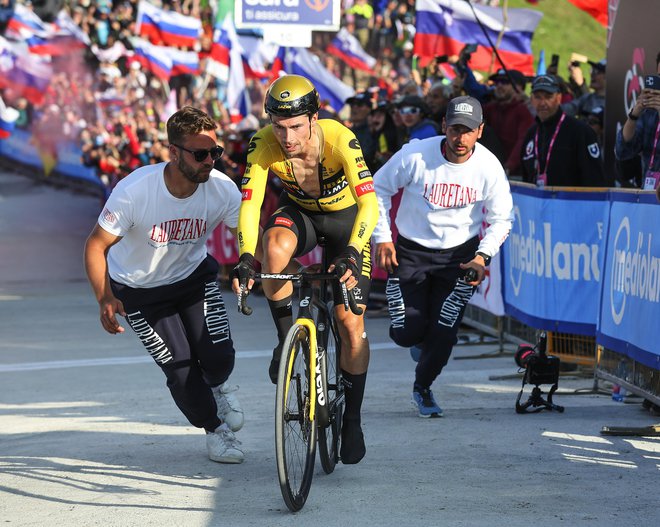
[206,423,244,464]
[212,382,244,432]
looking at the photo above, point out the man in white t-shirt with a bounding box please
[372,96,514,418]
[84,107,245,463]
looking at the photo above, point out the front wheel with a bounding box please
[317,304,343,474]
[275,323,317,512]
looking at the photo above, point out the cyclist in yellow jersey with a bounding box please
[231,75,379,465]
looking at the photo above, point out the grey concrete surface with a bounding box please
[1,171,658,527]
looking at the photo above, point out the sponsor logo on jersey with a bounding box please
[242,189,252,200]
[358,170,372,180]
[322,195,345,205]
[102,207,116,223]
[274,216,294,228]
[241,177,250,186]
[355,181,374,196]
[247,139,259,155]
[588,142,600,159]
[349,138,361,150]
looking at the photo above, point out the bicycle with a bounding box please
[238,256,362,512]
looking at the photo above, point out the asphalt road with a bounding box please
[1,170,658,527]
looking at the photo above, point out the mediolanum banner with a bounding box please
[502,183,610,336]
[597,190,660,370]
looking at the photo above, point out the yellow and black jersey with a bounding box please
[238,119,379,256]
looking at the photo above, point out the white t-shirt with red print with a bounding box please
[98,162,240,287]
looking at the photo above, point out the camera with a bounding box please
[515,332,564,413]
[644,75,660,90]
[514,342,560,386]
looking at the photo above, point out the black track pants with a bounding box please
[386,236,478,389]
[111,256,234,431]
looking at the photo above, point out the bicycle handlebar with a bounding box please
[237,265,363,317]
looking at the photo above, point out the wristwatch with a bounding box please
[628,109,639,121]
[476,252,491,266]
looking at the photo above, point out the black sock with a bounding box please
[342,371,367,422]
[268,296,293,348]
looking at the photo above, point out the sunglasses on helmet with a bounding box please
[173,144,224,162]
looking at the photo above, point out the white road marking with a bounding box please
[0,342,401,372]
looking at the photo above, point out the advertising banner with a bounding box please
[597,191,660,369]
[502,184,609,335]
[235,0,340,30]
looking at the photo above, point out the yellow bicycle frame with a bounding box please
[284,317,318,422]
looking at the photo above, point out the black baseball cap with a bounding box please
[531,75,561,93]
[346,91,373,107]
[445,96,483,129]
[489,68,526,87]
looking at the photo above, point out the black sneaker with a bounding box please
[340,417,366,464]
[269,343,283,384]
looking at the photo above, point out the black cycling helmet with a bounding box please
[264,75,320,118]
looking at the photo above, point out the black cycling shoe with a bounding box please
[340,417,366,465]
[269,343,283,384]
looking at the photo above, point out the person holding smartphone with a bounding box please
[615,51,660,192]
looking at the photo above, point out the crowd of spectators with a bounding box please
[0,0,653,194]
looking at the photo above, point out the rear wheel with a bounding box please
[317,304,343,474]
[275,324,317,512]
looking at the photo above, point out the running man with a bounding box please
[372,96,514,418]
[84,106,245,463]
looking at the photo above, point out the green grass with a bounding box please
[508,0,607,72]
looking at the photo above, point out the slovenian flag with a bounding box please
[225,21,250,123]
[131,37,173,80]
[135,0,201,48]
[167,47,200,76]
[0,96,19,140]
[414,0,542,75]
[326,28,376,74]
[0,41,53,105]
[207,19,231,81]
[5,3,50,38]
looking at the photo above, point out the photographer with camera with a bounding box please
[615,52,660,193]
[372,96,513,418]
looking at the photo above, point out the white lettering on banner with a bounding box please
[508,206,601,297]
[244,0,299,6]
[610,217,660,325]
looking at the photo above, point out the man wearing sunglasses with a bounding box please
[395,95,439,143]
[84,106,246,464]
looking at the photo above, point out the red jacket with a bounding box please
[483,98,534,176]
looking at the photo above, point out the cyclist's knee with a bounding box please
[263,228,297,271]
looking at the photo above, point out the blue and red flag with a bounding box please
[414,0,543,75]
[326,28,376,74]
[0,40,53,105]
[167,48,200,76]
[5,4,50,39]
[131,37,173,80]
[135,0,201,49]
[207,19,230,81]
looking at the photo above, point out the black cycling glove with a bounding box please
[232,253,256,287]
[332,246,361,279]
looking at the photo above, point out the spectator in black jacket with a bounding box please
[520,75,606,187]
